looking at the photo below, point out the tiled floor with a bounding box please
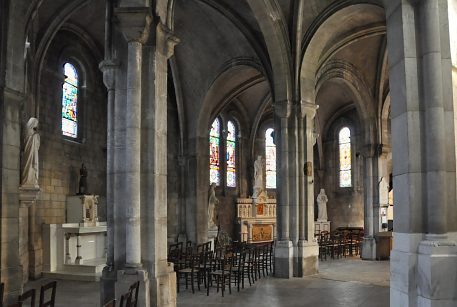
[23,257,389,307]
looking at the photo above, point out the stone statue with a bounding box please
[78,163,88,195]
[253,155,264,198]
[208,183,219,229]
[317,188,328,222]
[21,117,40,187]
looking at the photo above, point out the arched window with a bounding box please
[265,128,276,188]
[339,127,352,187]
[209,118,221,185]
[62,63,79,138]
[226,121,236,187]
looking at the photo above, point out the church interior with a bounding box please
[1,0,457,306]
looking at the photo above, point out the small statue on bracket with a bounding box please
[77,163,88,195]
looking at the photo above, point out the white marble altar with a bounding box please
[42,195,106,281]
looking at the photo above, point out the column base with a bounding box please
[29,247,43,280]
[274,240,293,278]
[416,239,457,306]
[100,265,116,306]
[296,240,319,277]
[116,269,150,307]
[361,236,376,260]
[150,262,176,307]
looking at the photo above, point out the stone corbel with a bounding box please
[299,100,319,119]
[114,7,152,44]
[361,143,377,158]
[156,22,180,59]
[99,59,119,90]
[274,100,291,118]
[19,186,40,207]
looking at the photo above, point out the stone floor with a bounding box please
[23,257,389,306]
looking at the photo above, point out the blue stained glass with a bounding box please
[210,119,221,185]
[62,63,78,138]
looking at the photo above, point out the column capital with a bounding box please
[273,100,291,118]
[361,143,377,158]
[299,101,318,119]
[156,22,180,59]
[99,59,118,90]
[115,7,152,44]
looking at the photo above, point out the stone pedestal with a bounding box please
[362,236,376,260]
[66,195,99,226]
[208,228,218,250]
[150,264,177,307]
[297,240,318,276]
[314,221,330,234]
[416,240,457,306]
[19,186,41,280]
[274,240,293,278]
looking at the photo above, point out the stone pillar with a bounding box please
[362,145,376,260]
[274,101,293,278]
[111,6,152,307]
[143,21,179,307]
[384,0,457,305]
[297,101,319,276]
[99,53,118,307]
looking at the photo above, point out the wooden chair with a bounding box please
[1,282,4,307]
[19,288,36,307]
[176,251,201,293]
[7,303,22,307]
[119,291,131,307]
[39,281,57,307]
[128,281,139,307]
[103,299,116,307]
[207,253,233,297]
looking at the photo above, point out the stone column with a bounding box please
[99,42,118,307]
[297,101,319,276]
[362,144,376,260]
[384,0,457,305]
[112,6,152,307]
[274,101,293,278]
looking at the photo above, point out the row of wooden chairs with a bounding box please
[0,280,57,307]
[317,230,364,260]
[103,281,139,307]
[169,241,274,296]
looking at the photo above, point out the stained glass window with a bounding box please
[265,128,276,188]
[62,63,78,138]
[226,121,236,187]
[339,127,352,187]
[209,118,221,185]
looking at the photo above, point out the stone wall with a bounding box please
[34,30,107,274]
[320,110,364,230]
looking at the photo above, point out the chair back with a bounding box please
[128,281,139,307]
[103,299,116,307]
[1,282,4,306]
[119,291,131,307]
[39,281,57,307]
[19,288,36,307]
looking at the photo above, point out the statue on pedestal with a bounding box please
[317,188,328,222]
[253,155,266,199]
[208,183,219,229]
[78,163,88,195]
[21,117,40,187]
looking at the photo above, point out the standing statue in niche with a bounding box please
[253,155,264,198]
[317,188,329,222]
[78,163,88,195]
[21,117,40,187]
[208,183,220,229]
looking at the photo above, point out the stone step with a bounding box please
[42,270,101,282]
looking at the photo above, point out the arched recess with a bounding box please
[316,60,376,146]
[300,2,385,105]
[30,0,92,117]
[187,62,271,242]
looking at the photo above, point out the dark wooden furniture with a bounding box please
[39,281,57,307]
